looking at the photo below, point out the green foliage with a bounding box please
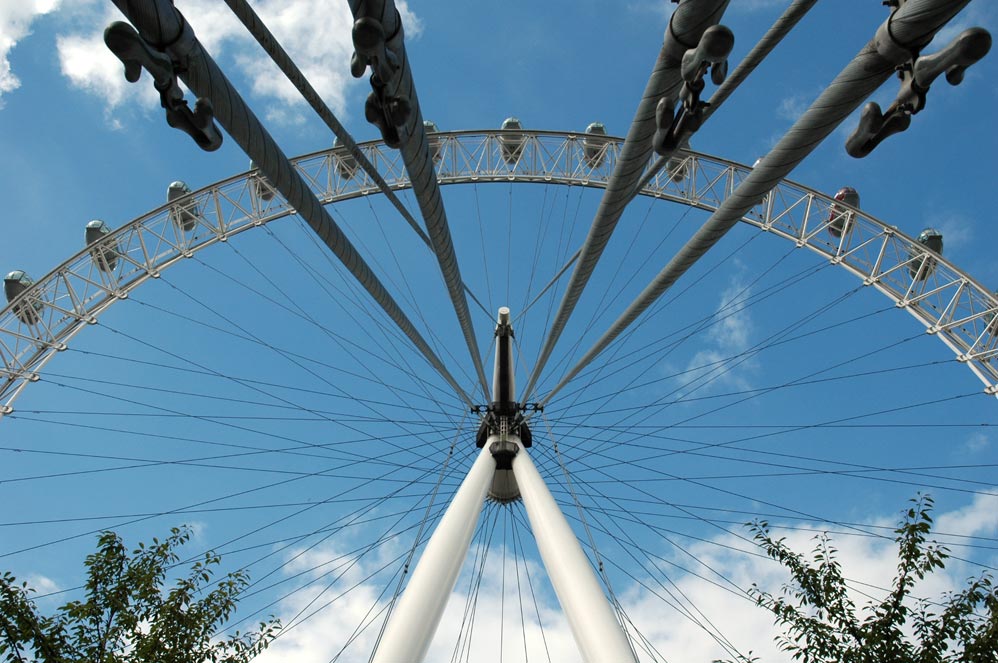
[0,526,279,663]
[717,495,997,663]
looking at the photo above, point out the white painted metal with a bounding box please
[4,132,998,416]
[510,437,637,663]
[371,444,495,663]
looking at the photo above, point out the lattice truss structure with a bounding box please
[3,130,997,413]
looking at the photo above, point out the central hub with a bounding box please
[475,307,533,503]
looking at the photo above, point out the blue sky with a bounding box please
[1,1,997,661]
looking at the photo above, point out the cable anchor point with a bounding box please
[847,25,991,158]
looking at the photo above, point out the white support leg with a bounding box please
[371,445,495,663]
[511,437,637,663]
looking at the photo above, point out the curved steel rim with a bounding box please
[1,129,996,414]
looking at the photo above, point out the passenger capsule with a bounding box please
[167,181,199,232]
[4,270,42,325]
[249,160,275,202]
[908,227,943,280]
[424,120,443,163]
[499,117,524,165]
[333,137,357,180]
[667,155,689,182]
[828,187,860,238]
[85,219,119,271]
[582,122,608,168]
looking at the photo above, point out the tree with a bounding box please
[719,495,998,663]
[0,526,280,662]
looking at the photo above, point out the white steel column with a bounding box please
[371,445,495,663]
[511,437,637,662]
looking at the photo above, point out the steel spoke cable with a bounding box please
[221,0,426,245]
[542,402,998,575]
[191,247,453,398]
[632,0,821,196]
[544,271,865,467]
[63,343,452,415]
[517,184,555,324]
[541,240,820,409]
[542,421,996,496]
[557,332,928,414]
[509,504,552,663]
[529,184,587,379]
[285,209,481,392]
[83,291,463,472]
[509,502,529,663]
[111,0,476,407]
[473,183,496,317]
[452,502,502,663]
[528,444,751,646]
[88,303,451,455]
[540,0,974,406]
[260,220,479,405]
[540,412,633,650]
[371,421,461,654]
[547,496,998,546]
[550,287,903,460]
[530,197,698,398]
[32,376,452,476]
[4,413,461,477]
[0,419,448,559]
[546,237,810,412]
[523,0,734,401]
[224,484,454,636]
[235,460,471,639]
[226,223,471,398]
[578,501,998,553]
[550,244,830,402]
[534,226,783,407]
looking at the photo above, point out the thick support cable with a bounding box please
[540,0,973,407]
[636,0,820,192]
[349,0,490,399]
[222,0,429,246]
[109,0,475,408]
[522,0,731,402]
[221,0,491,324]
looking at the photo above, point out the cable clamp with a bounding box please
[104,21,222,151]
[847,27,991,158]
[350,4,409,149]
[654,24,733,157]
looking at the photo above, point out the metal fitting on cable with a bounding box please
[848,2,991,158]
[103,12,222,151]
[653,23,734,157]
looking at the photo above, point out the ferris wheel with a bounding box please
[1,1,996,661]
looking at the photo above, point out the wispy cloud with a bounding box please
[31,0,423,126]
[0,0,61,105]
[962,431,991,455]
[248,494,998,662]
[680,273,758,395]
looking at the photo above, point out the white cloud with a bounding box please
[962,432,991,455]
[50,0,423,126]
[244,493,998,662]
[680,275,757,394]
[932,213,974,253]
[0,0,61,104]
[24,572,61,596]
[777,90,814,122]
